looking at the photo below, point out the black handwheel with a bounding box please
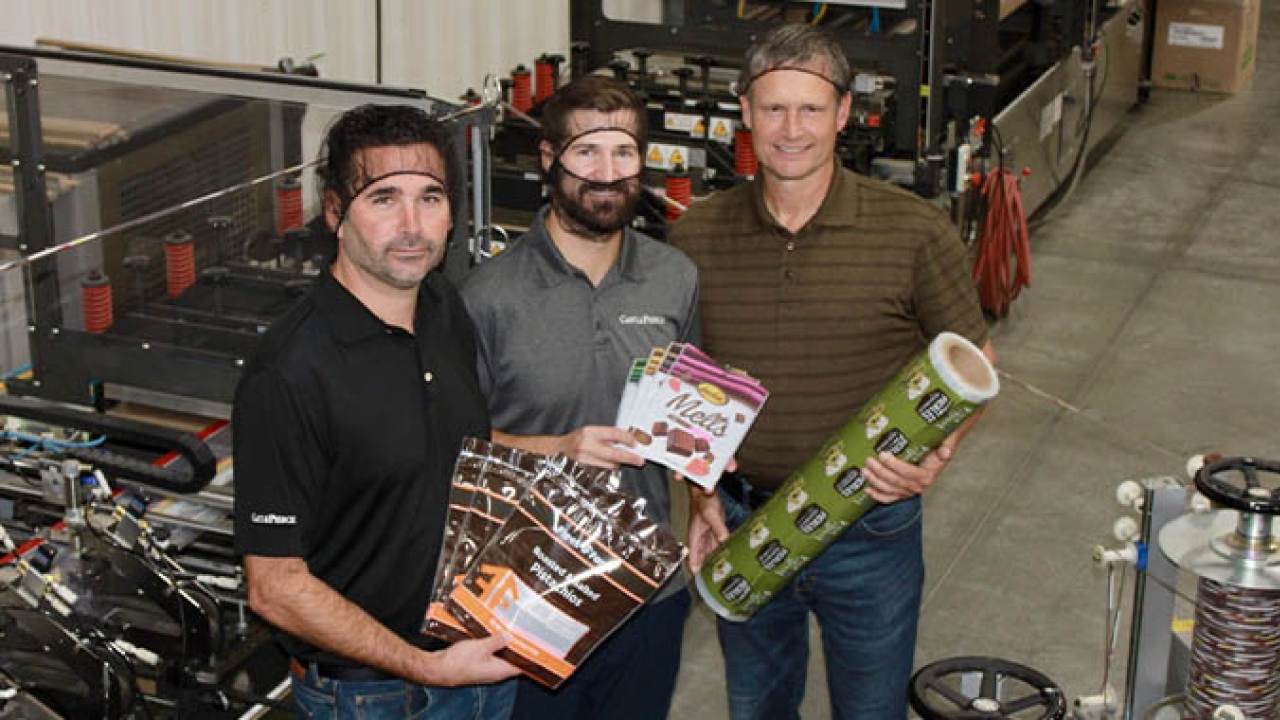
[909,656,1067,720]
[1195,456,1280,515]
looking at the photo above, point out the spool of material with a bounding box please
[511,65,533,113]
[80,271,114,334]
[695,331,998,621]
[276,177,303,237]
[163,231,196,299]
[1184,577,1280,720]
[535,56,556,104]
[734,129,758,177]
[665,166,692,222]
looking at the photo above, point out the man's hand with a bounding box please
[421,634,520,687]
[861,444,953,504]
[555,426,645,470]
[686,487,729,572]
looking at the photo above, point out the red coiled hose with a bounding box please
[971,167,1031,317]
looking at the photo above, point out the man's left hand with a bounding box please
[861,444,953,504]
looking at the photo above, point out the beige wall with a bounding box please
[0,0,591,101]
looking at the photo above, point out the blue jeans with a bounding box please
[512,588,690,720]
[292,665,515,719]
[716,478,924,720]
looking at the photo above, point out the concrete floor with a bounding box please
[667,4,1280,718]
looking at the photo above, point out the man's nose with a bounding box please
[782,110,803,137]
[398,198,428,233]
[593,155,620,183]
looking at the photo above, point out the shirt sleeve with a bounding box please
[913,216,989,347]
[232,367,325,558]
[458,284,496,400]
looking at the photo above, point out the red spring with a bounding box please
[81,273,114,334]
[534,60,556,104]
[511,67,533,113]
[665,172,692,222]
[165,236,196,299]
[734,129,758,177]
[276,179,303,236]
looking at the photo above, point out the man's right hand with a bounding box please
[686,487,729,572]
[555,426,645,470]
[424,634,520,686]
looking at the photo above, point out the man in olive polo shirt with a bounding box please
[460,76,699,720]
[234,104,518,719]
[668,25,996,720]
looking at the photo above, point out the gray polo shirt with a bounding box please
[459,208,699,599]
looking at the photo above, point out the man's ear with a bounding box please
[739,93,753,131]
[323,191,341,234]
[835,91,852,133]
[539,141,555,174]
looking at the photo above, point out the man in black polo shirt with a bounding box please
[234,104,519,719]
[459,76,699,720]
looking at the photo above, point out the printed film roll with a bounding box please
[695,331,999,621]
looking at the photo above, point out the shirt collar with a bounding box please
[746,162,861,235]
[309,266,439,345]
[526,205,645,288]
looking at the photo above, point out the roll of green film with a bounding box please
[695,332,999,621]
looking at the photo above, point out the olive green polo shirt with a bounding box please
[668,166,987,488]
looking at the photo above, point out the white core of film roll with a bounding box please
[928,332,999,404]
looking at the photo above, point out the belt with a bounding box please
[720,474,773,511]
[290,657,397,683]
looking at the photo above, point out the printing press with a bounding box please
[0,46,496,718]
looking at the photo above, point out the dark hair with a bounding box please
[316,104,461,214]
[540,74,648,156]
[738,24,851,98]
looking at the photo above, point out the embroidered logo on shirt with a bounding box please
[618,314,667,325]
[250,512,298,525]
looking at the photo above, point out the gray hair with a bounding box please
[737,24,851,97]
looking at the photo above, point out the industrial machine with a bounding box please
[0,45,495,410]
[0,45,499,718]
[905,454,1280,720]
[478,0,1147,244]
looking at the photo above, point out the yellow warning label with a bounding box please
[712,120,730,139]
[670,150,684,167]
[692,120,705,136]
[1171,618,1194,633]
[648,147,664,163]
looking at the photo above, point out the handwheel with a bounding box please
[909,656,1067,720]
[1194,456,1280,515]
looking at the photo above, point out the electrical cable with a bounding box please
[970,147,1031,317]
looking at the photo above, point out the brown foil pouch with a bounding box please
[436,443,685,688]
[425,439,543,642]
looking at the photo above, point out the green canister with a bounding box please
[694,331,999,621]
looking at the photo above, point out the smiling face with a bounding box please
[541,108,643,239]
[740,64,851,186]
[326,143,451,291]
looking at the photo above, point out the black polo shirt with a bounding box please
[233,268,488,665]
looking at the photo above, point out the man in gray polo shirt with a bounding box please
[459,76,699,720]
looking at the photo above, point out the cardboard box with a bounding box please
[1152,0,1261,92]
